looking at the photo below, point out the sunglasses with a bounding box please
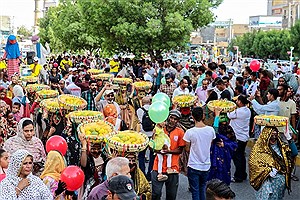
[107,94,114,97]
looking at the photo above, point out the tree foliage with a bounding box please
[229,29,291,60]
[17,25,33,37]
[39,0,222,56]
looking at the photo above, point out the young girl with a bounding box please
[0,149,9,182]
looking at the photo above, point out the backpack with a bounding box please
[141,108,155,132]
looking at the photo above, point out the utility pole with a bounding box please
[228,18,233,43]
[34,0,43,34]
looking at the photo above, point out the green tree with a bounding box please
[229,29,291,60]
[290,20,300,57]
[39,0,101,53]
[17,25,33,37]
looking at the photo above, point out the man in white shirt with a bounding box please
[94,83,121,117]
[184,107,215,199]
[227,95,251,183]
[142,69,153,82]
[66,76,81,96]
[136,96,155,180]
[172,78,190,99]
[228,68,236,90]
[247,72,259,96]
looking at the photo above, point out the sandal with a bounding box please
[157,174,168,181]
[292,175,299,181]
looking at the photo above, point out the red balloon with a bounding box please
[46,136,68,156]
[60,166,85,191]
[250,60,261,72]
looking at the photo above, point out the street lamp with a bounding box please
[290,46,294,71]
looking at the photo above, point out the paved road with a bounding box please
[159,147,300,200]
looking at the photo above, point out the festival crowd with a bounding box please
[0,35,299,200]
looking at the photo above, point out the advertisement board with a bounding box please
[249,16,282,28]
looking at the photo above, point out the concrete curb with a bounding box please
[247,138,300,166]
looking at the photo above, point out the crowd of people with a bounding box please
[0,35,300,200]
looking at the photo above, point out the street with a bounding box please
[160,147,300,200]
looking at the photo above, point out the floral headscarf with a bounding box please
[0,149,53,200]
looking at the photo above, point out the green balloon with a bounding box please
[152,92,171,107]
[149,101,169,123]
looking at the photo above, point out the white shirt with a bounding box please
[227,106,251,142]
[172,87,190,99]
[66,82,81,97]
[136,104,153,137]
[143,73,153,82]
[247,80,259,96]
[183,126,216,171]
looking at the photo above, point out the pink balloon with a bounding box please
[60,166,85,191]
[250,60,260,72]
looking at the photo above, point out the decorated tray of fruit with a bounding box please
[21,76,38,83]
[40,98,60,112]
[26,84,50,93]
[58,94,87,111]
[107,130,149,152]
[92,73,114,81]
[207,100,236,113]
[173,94,196,107]
[36,89,59,100]
[113,78,133,85]
[67,110,104,124]
[87,69,103,75]
[133,81,152,90]
[254,115,289,127]
[77,120,114,142]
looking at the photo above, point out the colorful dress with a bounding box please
[2,35,21,79]
[208,116,237,185]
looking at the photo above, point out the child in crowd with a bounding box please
[0,149,9,182]
[151,123,173,181]
[6,112,17,138]
[12,102,21,122]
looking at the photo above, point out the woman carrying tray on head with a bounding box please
[78,132,109,199]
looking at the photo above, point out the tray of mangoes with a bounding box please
[133,81,152,91]
[107,130,149,152]
[40,98,60,113]
[113,78,133,85]
[87,69,103,75]
[67,110,104,124]
[92,73,114,81]
[26,84,50,92]
[21,76,38,83]
[77,120,115,142]
[173,94,197,107]
[36,89,59,100]
[58,94,87,111]
[207,100,236,113]
[254,115,289,127]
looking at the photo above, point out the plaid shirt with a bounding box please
[160,83,177,99]
[81,90,99,111]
